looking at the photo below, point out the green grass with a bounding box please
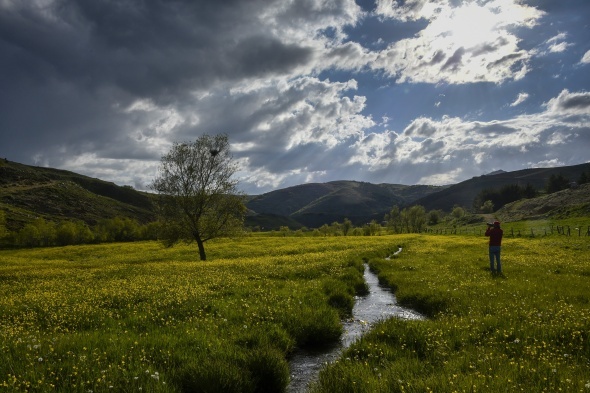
[0,236,394,392]
[3,233,589,392]
[311,234,590,392]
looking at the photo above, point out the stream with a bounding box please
[287,254,424,392]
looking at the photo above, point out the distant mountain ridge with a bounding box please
[245,163,590,228]
[486,170,507,176]
[1,159,589,231]
[246,181,443,228]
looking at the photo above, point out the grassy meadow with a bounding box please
[1,232,589,392]
[0,236,393,392]
[312,234,590,392]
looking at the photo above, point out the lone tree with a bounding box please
[151,134,246,261]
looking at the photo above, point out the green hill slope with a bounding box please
[2,159,587,232]
[413,162,590,212]
[0,160,155,230]
[496,183,590,222]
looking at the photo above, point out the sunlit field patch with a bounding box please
[0,236,398,392]
[312,234,590,392]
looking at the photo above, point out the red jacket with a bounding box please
[485,226,503,246]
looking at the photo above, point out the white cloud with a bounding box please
[348,131,398,169]
[34,86,590,194]
[61,154,160,190]
[335,89,589,191]
[510,92,530,107]
[544,33,572,54]
[543,89,590,114]
[546,32,567,45]
[528,158,565,168]
[534,33,574,57]
[546,132,569,146]
[237,165,292,191]
[371,0,545,84]
[580,50,590,64]
[418,168,464,186]
[548,42,570,53]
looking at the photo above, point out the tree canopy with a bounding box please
[151,134,246,260]
[474,183,538,212]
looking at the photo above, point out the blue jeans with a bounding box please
[489,246,502,273]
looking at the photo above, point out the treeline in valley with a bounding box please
[0,213,159,248]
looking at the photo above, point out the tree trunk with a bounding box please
[195,236,207,261]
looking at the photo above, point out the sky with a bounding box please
[1,0,589,195]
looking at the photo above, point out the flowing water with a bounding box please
[287,254,424,392]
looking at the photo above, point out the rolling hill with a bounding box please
[1,159,589,231]
[412,162,590,212]
[0,160,156,230]
[246,181,443,228]
[496,182,590,222]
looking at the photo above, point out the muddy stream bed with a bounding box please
[287,252,424,392]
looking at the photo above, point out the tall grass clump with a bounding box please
[312,234,590,392]
[0,236,395,392]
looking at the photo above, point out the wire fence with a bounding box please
[424,225,590,238]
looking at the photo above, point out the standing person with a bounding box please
[485,220,503,275]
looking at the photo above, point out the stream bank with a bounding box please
[287,258,424,392]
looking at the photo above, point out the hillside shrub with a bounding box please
[94,217,140,242]
[15,218,56,247]
[55,221,94,245]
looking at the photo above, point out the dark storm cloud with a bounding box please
[0,0,322,169]
[234,36,313,76]
[1,0,314,100]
